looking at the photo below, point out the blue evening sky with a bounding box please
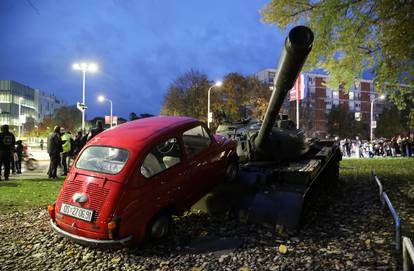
[0,0,287,119]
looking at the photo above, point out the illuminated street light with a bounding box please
[98,95,113,128]
[370,94,386,141]
[207,81,223,129]
[73,62,98,133]
[18,97,23,138]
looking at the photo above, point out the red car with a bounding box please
[49,116,238,246]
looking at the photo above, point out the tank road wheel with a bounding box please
[225,159,239,183]
[147,212,172,240]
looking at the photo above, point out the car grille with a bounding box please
[60,178,110,222]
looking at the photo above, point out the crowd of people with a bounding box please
[47,120,104,179]
[0,120,105,181]
[339,136,413,158]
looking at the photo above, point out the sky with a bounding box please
[0,0,286,119]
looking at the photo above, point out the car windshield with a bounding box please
[76,146,129,174]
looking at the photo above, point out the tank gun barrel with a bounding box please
[254,26,314,151]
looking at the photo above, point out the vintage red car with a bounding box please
[48,116,238,246]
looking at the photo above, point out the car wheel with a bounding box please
[148,212,171,240]
[225,160,239,182]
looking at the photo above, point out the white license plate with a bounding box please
[60,203,94,222]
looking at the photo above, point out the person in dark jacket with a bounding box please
[87,120,104,141]
[15,140,24,174]
[0,125,16,180]
[73,130,85,157]
[47,126,62,179]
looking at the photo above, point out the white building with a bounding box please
[0,80,66,132]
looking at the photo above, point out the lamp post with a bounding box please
[370,94,386,141]
[18,97,23,138]
[207,81,222,129]
[98,95,113,128]
[73,62,98,134]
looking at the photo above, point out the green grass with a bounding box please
[0,178,64,214]
[340,158,414,238]
[341,157,414,178]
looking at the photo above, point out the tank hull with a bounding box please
[192,140,341,230]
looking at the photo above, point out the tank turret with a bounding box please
[216,26,314,163]
[200,26,342,231]
[253,26,313,160]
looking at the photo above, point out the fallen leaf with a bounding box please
[278,244,288,254]
[111,257,121,264]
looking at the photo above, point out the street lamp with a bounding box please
[370,94,386,141]
[18,97,23,138]
[207,81,223,129]
[73,62,98,134]
[98,95,113,128]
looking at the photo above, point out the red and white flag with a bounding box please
[290,73,307,101]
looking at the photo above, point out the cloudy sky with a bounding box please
[0,0,286,119]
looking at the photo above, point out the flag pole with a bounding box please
[296,75,300,129]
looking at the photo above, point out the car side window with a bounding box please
[182,125,212,158]
[140,137,181,178]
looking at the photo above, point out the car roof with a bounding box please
[87,116,199,151]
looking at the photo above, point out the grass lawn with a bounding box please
[340,157,414,238]
[0,158,412,236]
[0,178,64,214]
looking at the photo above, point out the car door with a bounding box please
[179,124,222,207]
[124,137,184,224]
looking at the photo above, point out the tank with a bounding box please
[195,26,342,230]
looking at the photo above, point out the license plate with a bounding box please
[60,203,94,222]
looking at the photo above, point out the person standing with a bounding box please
[47,126,62,179]
[406,137,412,157]
[73,130,84,157]
[354,136,361,159]
[61,130,71,176]
[0,125,16,181]
[344,138,351,157]
[15,140,24,174]
[391,137,397,157]
[40,139,44,150]
[87,120,104,141]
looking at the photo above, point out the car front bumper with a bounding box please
[50,220,133,247]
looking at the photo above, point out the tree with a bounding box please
[161,70,210,121]
[38,115,56,137]
[245,76,272,120]
[261,0,414,108]
[211,73,271,122]
[375,105,405,138]
[161,70,272,124]
[327,106,366,138]
[53,106,82,132]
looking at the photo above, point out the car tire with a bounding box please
[225,160,239,183]
[147,212,172,240]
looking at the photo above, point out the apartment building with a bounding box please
[256,69,385,138]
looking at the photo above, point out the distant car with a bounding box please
[48,116,238,246]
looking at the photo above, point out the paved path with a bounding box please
[7,160,51,180]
